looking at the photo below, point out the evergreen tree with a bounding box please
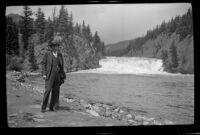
[6,17,19,55]
[68,12,74,36]
[169,41,178,70]
[28,36,38,71]
[21,6,33,51]
[74,22,79,34]
[45,17,54,43]
[102,41,105,55]
[82,20,86,36]
[161,50,168,66]
[93,31,101,52]
[58,5,69,37]
[51,7,57,35]
[35,8,46,43]
[86,24,92,42]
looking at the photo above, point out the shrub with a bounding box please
[6,55,24,72]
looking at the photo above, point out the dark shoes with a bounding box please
[41,106,58,113]
[49,107,57,112]
[41,109,46,113]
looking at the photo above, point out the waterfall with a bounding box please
[75,57,180,75]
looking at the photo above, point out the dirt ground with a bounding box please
[6,74,128,127]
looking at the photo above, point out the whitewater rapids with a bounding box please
[74,57,181,75]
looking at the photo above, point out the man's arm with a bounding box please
[60,53,66,79]
[42,53,47,79]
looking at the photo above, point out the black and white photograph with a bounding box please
[5,3,194,128]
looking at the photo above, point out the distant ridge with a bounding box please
[105,39,135,56]
[7,13,22,24]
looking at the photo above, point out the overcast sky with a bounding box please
[6,3,191,45]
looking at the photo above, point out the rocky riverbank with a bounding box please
[6,71,174,127]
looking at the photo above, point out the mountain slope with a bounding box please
[105,39,134,56]
[104,8,193,74]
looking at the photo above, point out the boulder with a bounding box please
[113,107,120,113]
[127,119,137,125]
[111,112,122,120]
[98,106,106,116]
[152,120,162,125]
[86,109,99,117]
[142,121,150,125]
[8,113,18,117]
[63,97,75,103]
[16,74,25,82]
[163,120,174,125]
[126,114,133,120]
[102,104,111,110]
[119,109,125,114]
[33,118,45,122]
[80,99,90,109]
[105,108,112,117]
[135,115,146,122]
[121,113,133,121]
[91,104,100,112]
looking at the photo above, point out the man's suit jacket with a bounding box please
[42,51,66,83]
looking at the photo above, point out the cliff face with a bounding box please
[60,35,101,72]
[34,34,102,73]
[125,33,193,74]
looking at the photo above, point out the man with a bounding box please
[41,42,66,113]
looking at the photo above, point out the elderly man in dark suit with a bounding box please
[41,42,66,113]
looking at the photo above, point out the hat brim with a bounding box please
[49,43,60,47]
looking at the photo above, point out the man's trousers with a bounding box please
[41,71,60,110]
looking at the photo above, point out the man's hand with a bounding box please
[43,75,46,80]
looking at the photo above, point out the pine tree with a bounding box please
[35,8,46,43]
[82,20,86,37]
[58,5,69,37]
[68,12,74,36]
[6,17,19,55]
[74,22,79,34]
[86,24,92,43]
[93,31,101,52]
[52,7,57,35]
[45,17,54,43]
[28,36,38,71]
[169,41,178,71]
[21,6,33,51]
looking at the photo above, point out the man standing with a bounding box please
[41,42,66,113]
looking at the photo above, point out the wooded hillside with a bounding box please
[105,8,193,74]
[6,6,105,72]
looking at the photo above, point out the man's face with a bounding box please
[52,45,59,52]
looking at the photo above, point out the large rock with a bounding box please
[80,99,91,109]
[105,108,113,117]
[86,109,99,117]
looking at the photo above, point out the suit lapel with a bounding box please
[49,51,53,66]
[58,53,63,66]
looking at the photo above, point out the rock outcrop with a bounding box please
[33,34,103,73]
[126,33,194,74]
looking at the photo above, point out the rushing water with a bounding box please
[33,57,194,124]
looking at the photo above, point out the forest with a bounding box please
[6,5,105,72]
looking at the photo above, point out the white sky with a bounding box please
[6,3,191,44]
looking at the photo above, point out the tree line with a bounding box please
[6,5,105,71]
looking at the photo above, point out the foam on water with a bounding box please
[74,57,188,75]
